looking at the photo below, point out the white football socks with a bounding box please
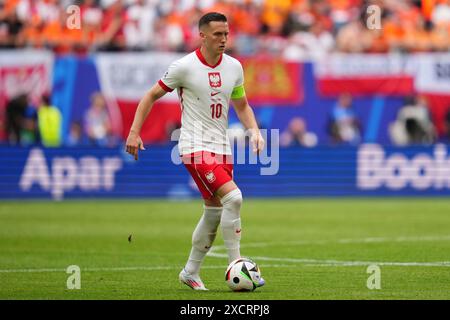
[220,189,243,264]
[185,205,222,275]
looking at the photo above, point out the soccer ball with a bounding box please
[225,258,262,292]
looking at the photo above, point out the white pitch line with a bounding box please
[0,264,293,274]
[209,235,450,251]
[207,252,450,267]
[207,235,450,268]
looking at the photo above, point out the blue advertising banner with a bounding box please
[0,144,449,199]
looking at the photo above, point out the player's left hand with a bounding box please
[250,131,265,154]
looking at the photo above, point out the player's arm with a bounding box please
[231,89,265,153]
[126,83,167,160]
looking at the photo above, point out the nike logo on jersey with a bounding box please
[210,91,220,96]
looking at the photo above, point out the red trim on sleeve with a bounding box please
[158,79,174,92]
[195,48,223,68]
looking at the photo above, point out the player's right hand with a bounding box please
[126,131,145,161]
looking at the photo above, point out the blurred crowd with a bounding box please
[280,93,450,147]
[5,90,450,147]
[5,91,119,147]
[0,0,449,57]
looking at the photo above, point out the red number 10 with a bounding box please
[210,103,222,119]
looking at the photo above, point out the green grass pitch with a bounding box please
[1,198,449,300]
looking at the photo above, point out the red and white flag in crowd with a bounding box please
[95,52,183,143]
[314,53,450,135]
[0,50,53,141]
[314,53,416,97]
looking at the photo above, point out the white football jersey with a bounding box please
[158,49,244,155]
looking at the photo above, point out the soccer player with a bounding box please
[125,12,265,291]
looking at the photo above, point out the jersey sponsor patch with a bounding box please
[208,72,222,88]
[205,171,216,183]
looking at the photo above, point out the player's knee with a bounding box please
[220,188,242,211]
[205,197,222,207]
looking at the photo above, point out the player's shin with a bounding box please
[185,206,222,275]
[220,189,243,263]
